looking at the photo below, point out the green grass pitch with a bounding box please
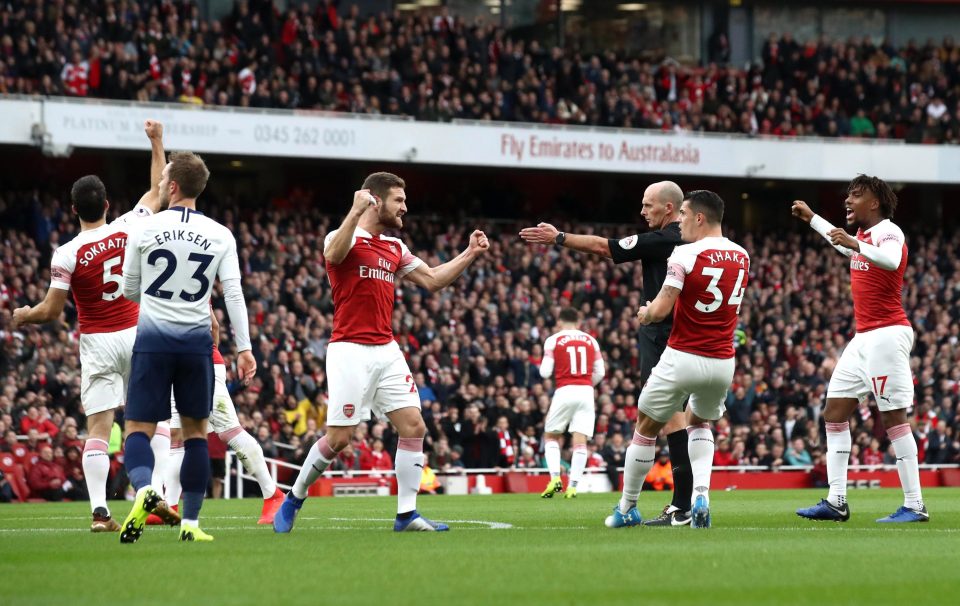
[1,488,958,606]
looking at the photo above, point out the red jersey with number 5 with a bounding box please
[663,237,750,359]
[48,206,151,334]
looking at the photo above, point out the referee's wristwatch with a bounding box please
[554,231,566,246]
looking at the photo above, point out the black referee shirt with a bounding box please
[607,221,682,331]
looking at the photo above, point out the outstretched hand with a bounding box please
[518,222,559,245]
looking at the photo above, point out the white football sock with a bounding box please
[687,424,715,507]
[165,442,185,506]
[544,440,562,478]
[888,424,923,510]
[569,444,588,488]
[292,436,335,499]
[826,422,851,508]
[395,438,424,515]
[620,432,655,514]
[150,424,170,493]
[223,428,276,498]
[82,439,110,514]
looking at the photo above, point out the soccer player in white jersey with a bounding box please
[539,307,605,499]
[118,152,256,543]
[793,175,927,523]
[149,309,283,526]
[605,190,749,530]
[273,172,489,533]
[11,121,172,532]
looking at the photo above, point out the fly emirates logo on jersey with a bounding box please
[850,255,871,272]
[77,235,127,267]
[359,256,396,283]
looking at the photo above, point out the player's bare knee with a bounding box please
[85,410,114,441]
[125,420,157,439]
[823,398,858,423]
[880,409,908,427]
[325,427,352,452]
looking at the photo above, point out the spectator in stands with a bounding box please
[27,444,68,501]
[360,438,393,473]
[784,438,813,467]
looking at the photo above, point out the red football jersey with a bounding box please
[542,329,603,388]
[664,237,750,359]
[324,227,422,345]
[850,220,910,332]
[50,224,140,334]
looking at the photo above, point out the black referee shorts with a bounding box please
[638,325,671,386]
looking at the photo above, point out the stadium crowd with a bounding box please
[1,1,960,142]
[2,186,960,501]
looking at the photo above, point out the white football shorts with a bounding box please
[637,346,734,423]
[79,325,136,416]
[544,385,596,437]
[827,324,915,411]
[325,340,421,426]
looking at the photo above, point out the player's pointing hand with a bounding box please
[144,120,163,140]
[791,200,814,223]
[519,222,559,244]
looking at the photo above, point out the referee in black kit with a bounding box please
[519,181,691,526]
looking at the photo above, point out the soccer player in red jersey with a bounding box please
[274,172,489,533]
[793,175,927,523]
[539,307,605,499]
[12,121,178,531]
[605,190,749,530]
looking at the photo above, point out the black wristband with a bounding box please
[555,232,566,246]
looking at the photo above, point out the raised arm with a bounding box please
[324,189,377,265]
[135,120,167,214]
[403,230,489,293]
[791,200,854,258]
[121,228,142,302]
[11,288,69,328]
[519,222,611,258]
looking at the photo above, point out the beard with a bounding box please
[378,205,402,228]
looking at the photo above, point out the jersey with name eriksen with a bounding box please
[123,207,240,354]
[324,227,422,345]
[49,203,153,334]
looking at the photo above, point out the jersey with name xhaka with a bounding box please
[663,237,750,359]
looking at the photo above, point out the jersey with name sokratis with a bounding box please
[324,227,423,345]
[850,219,910,332]
[664,237,750,359]
[48,204,153,334]
[543,329,602,388]
[123,207,240,354]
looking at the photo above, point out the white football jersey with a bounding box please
[122,207,241,354]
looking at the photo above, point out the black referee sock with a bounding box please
[667,429,693,512]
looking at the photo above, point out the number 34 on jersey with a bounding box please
[663,237,750,359]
